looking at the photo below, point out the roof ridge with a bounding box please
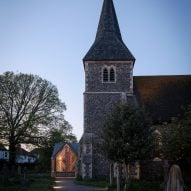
[51,142,79,158]
[134,75,191,77]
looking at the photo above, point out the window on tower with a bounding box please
[110,68,115,82]
[103,68,109,82]
[102,66,116,83]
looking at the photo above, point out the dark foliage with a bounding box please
[161,105,191,161]
[100,103,154,164]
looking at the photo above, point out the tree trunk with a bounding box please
[9,138,16,166]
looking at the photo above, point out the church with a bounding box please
[79,0,191,179]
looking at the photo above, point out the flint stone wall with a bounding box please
[85,62,132,93]
[81,61,133,179]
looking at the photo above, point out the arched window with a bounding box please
[102,66,116,83]
[103,68,109,82]
[110,68,115,82]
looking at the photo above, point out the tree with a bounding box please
[161,105,191,161]
[0,72,66,165]
[100,103,154,190]
[160,105,191,189]
[36,120,77,171]
[47,120,77,147]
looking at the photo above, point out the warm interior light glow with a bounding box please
[53,185,64,189]
[53,144,78,174]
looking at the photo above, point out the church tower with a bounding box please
[80,0,135,179]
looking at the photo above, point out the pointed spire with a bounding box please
[95,0,122,42]
[83,0,135,61]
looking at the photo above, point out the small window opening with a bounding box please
[110,68,115,82]
[103,68,109,82]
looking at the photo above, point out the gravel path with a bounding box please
[53,177,107,191]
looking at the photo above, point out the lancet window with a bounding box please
[102,66,116,83]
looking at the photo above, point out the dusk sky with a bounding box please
[0,0,191,140]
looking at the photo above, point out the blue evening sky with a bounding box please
[0,0,191,140]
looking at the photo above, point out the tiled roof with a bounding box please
[0,145,7,151]
[51,143,63,159]
[70,143,79,155]
[83,0,135,61]
[134,75,191,123]
[51,143,79,159]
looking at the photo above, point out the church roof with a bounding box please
[134,75,191,123]
[51,143,79,159]
[83,0,135,61]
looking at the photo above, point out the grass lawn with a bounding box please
[74,178,109,188]
[74,178,162,191]
[28,176,53,191]
[108,180,162,191]
[128,180,162,191]
[0,176,53,191]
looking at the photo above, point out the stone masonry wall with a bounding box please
[85,62,133,93]
[84,93,121,133]
[81,61,134,179]
[84,93,122,179]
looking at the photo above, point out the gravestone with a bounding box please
[166,165,185,191]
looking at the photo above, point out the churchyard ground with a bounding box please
[0,174,53,191]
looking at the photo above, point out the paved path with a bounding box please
[53,177,107,191]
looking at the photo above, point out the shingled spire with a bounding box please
[95,0,122,42]
[83,0,135,61]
